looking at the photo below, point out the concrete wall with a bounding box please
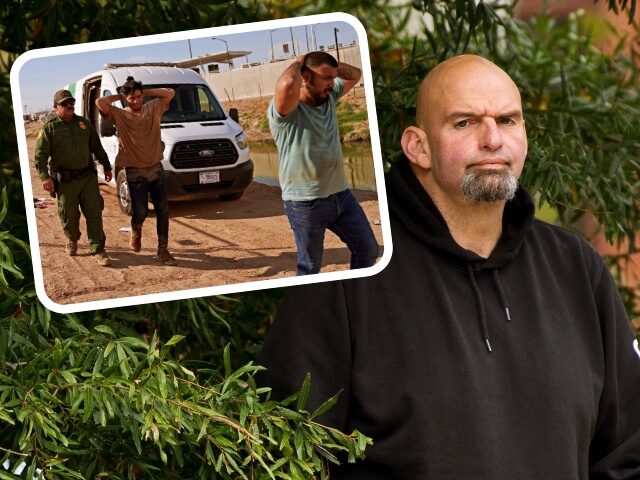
[204,44,363,101]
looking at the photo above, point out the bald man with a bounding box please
[259,55,640,479]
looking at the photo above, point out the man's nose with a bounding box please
[479,118,503,151]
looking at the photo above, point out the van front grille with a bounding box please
[169,139,238,169]
[183,181,233,192]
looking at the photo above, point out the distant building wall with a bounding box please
[204,44,363,101]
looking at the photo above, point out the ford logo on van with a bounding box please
[198,149,215,157]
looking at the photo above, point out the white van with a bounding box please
[69,63,253,214]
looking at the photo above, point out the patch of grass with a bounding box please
[339,124,354,137]
[259,116,270,131]
[338,111,368,124]
[337,102,354,114]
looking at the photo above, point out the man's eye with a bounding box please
[498,117,516,125]
[455,120,470,128]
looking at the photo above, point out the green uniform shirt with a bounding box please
[34,114,111,181]
[268,77,348,201]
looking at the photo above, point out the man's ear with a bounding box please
[401,126,431,170]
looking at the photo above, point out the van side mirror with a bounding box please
[229,108,239,124]
[100,116,116,137]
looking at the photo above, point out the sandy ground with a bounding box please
[26,131,383,307]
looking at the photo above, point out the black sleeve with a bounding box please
[588,259,640,479]
[258,281,352,430]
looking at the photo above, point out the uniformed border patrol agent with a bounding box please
[35,89,113,267]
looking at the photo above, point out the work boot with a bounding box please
[130,224,142,252]
[156,248,177,266]
[94,251,112,267]
[65,240,78,256]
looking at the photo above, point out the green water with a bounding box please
[250,141,377,192]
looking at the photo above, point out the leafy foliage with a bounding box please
[0,317,369,479]
[375,1,640,243]
[0,0,639,477]
[595,0,638,22]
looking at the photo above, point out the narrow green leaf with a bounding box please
[158,370,168,398]
[311,390,342,420]
[165,335,185,346]
[95,325,115,337]
[296,373,311,411]
[223,344,232,378]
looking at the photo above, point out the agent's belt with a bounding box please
[54,165,96,183]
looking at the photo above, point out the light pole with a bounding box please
[305,25,310,52]
[212,37,235,101]
[289,27,296,56]
[269,29,277,61]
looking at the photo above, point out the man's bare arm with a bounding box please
[144,88,175,105]
[274,57,305,116]
[337,62,362,98]
[95,94,123,116]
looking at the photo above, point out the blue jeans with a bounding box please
[126,164,170,249]
[284,189,379,275]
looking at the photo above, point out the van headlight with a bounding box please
[235,132,248,150]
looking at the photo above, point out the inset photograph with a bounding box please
[11,13,391,313]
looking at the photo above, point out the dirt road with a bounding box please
[26,133,383,307]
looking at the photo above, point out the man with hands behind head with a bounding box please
[35,89,113,266]
[267,52,379,275]
[96,77,177,265]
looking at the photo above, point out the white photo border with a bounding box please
[10,12,393,314]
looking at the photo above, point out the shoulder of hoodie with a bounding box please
[528,217,607,285]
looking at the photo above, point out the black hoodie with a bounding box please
[259,157,640,479]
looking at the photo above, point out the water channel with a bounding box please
[250,141,378,192]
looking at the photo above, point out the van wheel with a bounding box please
[220,191,243,201]
[117,170,132,216]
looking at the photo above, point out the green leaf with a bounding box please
[0,469,21,480]
[296,373,311,411]
[158,369,168,398]
[223,344,232,378]
[165,334,185,346]
[95,325,115,337]
[311,390,342,420]
[60,370,77,384]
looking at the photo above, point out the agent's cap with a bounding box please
[53,90,74,104]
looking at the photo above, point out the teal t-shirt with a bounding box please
[267,77,348,201]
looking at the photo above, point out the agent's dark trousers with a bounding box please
[57,172,106,254]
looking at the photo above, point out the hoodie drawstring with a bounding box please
[466,265,513,353]
[492,270,512,322]
[467,264,492,353]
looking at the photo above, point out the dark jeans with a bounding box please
[284,189,379,275]
[126,164,170,249]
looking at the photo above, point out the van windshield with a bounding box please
[144,84,227,123]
